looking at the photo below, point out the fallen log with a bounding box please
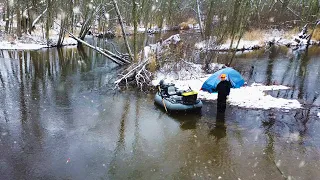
[53,21,130,65]
[114,34,181,90]
[207,45,262,52]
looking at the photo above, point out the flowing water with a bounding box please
[0,33,320,179]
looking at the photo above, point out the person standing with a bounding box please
[216,74,232,112]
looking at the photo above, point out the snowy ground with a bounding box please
[0,19,77,50]
[0,34,77,50]
[151,62,302,110]
[194,29,307,51]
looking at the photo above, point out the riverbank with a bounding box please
[0,32,77,50]
[151,62,302,110]
[195,28,320,52]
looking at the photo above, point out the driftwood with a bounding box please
[208,45,262,52]
[54,21,130,65]
[114,34,181,90]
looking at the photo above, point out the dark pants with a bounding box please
[217,94,227,113]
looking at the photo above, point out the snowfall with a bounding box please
[151,62,303,110]
[0,19,317,113]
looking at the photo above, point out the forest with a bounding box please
[1,0,320,88]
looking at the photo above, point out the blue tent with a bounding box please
[201,67,245,93]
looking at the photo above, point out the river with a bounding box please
[0,33,320,179]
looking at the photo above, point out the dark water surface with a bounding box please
[0,37,320,179]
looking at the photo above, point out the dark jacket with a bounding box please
[216,80,232,100]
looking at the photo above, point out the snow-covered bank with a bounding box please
[152,63,302,110]
[0,19,77,50]
[0,35,77,50]
[0,41,47,50]
[194,28,320,52]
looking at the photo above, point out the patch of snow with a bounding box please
[219,40,263,50]
[73,6,80,14]
[298,161,306,168]
[194,29,310,52]
[152,63,302,110]
[0,32,77,50]
[195,41,205,49]
[318,112,320,118]
[49,37,78,47]
[193,24,200,30]
[0,36,77,50]
[264,29,286,40]
[138,27,146,32]
[162,34,181,46]
[0,41,46,50]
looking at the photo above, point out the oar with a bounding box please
[158,85,168,113]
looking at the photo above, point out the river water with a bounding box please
[0,34,320,179]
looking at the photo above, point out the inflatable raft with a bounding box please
[154,82,203,112]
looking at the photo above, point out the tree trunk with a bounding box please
[79,4,102,40]
[16,1,22,38]
[112,0,133,62]
[196,0,204,39]
[57,19,66,47]
[5,0,10,33]
[204,0,214,39]
[46,0,52,46]
[132,0,138,62]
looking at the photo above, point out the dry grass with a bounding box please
[179,18,197,30]
[147,54,157,73]
[179,22,190,30]
[311,27,320,41]
[283,27,299,39]
[242,29,265,41]
[115,25,122,37]
[186,18,197,25]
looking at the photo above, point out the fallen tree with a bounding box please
[53,21,130,65]
[114,34,181,90]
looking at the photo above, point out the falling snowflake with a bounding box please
[88,3,93,9]
[58,12,66,20]
[23,10,28,18]
[104,13,110,20]
[151,5,156,11]
[298,161,305,168]
[73,6,80,14]
[9,0,14,7]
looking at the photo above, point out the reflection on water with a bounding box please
[209,112,227,140]
[233,47,320,107]
[0,43,320,179]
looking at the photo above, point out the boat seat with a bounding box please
[167,86,177,95]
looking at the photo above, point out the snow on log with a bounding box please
[114,34,181,90]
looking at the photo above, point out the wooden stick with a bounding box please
[158,86,168,113]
